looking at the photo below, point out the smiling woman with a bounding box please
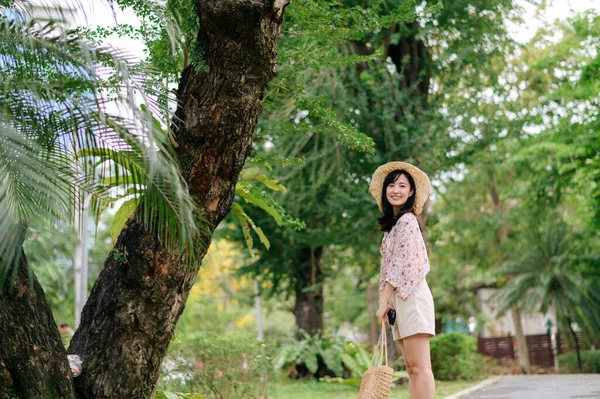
[369,161,436,399]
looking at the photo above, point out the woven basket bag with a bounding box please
[358,323,394,399]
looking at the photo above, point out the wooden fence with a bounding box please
[478,331,600,368]
[478,334,555,368]
[556,332,598,354]
[526,334,554,368]
[477,336,515,360]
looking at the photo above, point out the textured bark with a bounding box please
[511,305,531,374]
[67,1,289,398]
[294,247,324,336]
[0,250,75,399]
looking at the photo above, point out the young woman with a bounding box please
[369,161,435,399]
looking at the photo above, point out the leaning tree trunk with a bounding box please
[0,247,75,399]
[488,172,530,374]
[66,1,289,398]
[511,305,531,374]
[366,282,379,347]
[566,317,583,372]
[294,246,324,336]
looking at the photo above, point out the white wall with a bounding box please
[477,288,557,338]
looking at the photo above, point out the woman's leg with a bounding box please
[397,339,416,398]
[401,333,434,399]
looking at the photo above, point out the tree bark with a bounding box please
[294,246,324,336]
[66,1,289,398]
[0,248,75,399]
[566,317,582,372]
[511,305,531,374]
[366,282,378,347]
[386,22,431,113]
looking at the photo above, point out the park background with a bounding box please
[1,0,599,398]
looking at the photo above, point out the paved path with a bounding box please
[458,375,600,399]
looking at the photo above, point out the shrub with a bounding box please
[160,332,273,399]
[558,350,600,373]
[430,333,486,380]
[276,331,349,379]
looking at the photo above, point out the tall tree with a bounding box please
[492,216,600,372]
[1,0,290,397]
[428,7,600,373]
[240,0,519,346]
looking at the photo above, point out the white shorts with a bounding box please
[388,279,436,340]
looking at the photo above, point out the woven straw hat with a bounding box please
[369,161,431,216]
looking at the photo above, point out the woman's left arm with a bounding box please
[376,282,395,324]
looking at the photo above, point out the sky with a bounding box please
[509,0,600,43]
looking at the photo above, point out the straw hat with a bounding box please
[369,161,431,215]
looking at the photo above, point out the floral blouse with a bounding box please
[379,212,430,300]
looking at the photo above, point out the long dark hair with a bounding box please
[376,170,416,232]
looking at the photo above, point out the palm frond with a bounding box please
[0,3,204,280]
[0,122,73,279]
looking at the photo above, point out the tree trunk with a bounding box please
[566,317,582,372]
[366,282,378,347]
[511,305,531,374]
[294,246,324,336]
[0,247,75,399]
[487,172,530,374]
[65,1,289,398]
[386,21,431,113]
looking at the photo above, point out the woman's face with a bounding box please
[386,173,414,213]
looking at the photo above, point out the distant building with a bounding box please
[477,288,557,338]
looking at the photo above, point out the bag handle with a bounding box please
[370,322,389,368]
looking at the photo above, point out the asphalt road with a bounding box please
[460,374,600,399]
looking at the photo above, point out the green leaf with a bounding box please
[252,225,270,250]
[321,347,343,377]
[239,166,260,180]
[111,197,140,244]
[235,184,283,226]
[340,353,363,378]
[253,174,287,193]
[231,202,254,255]
[300,351,319,374]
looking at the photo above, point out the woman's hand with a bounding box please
[376,303,392,325]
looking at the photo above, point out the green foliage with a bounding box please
[430,333,485,381]
[491,216,600,344]
[155,392,203,399]
[337,342,371,379]
[272,377,481,399]
[275,331,370,379]
[240,0,522,308]
[558,350,600,374]
[21,212,114,328]
[161,332,273,399]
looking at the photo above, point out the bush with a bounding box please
[558,350,600,373]
[275,331,347,379]
[160,332,273,399]
[430,333,486,381]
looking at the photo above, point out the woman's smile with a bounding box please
[386,173,414,213]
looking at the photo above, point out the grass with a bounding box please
[270,377,485,399]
